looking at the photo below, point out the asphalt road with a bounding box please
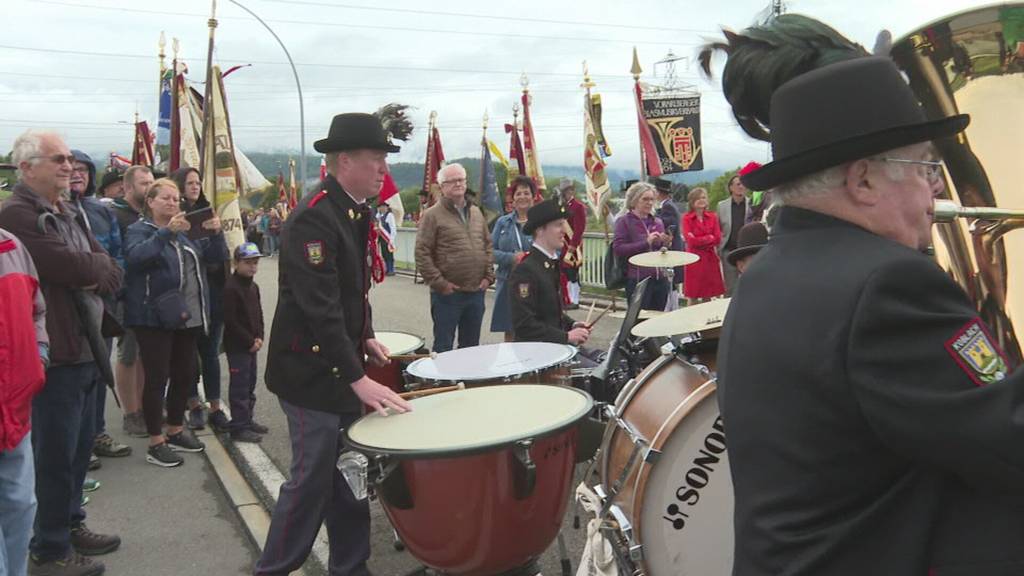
[247,256,626,575]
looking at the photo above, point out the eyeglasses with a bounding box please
[31,154,76,166]
[441,178,467,187]
[878,158,945,184]
[72,166,89,174]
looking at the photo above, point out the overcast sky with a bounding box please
[2,0,993,174]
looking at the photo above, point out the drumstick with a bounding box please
[585,303,614,330]
[389,352,437,362]
[398,382,465,400]
[584,301,597,325]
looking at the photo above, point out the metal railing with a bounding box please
[394,227,615,288]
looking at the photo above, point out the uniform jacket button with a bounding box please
[332,367,340,375]
[312,344,320,353]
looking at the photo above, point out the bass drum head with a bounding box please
[347,384,593,457]
[637,383,733,575]
[406,342,576,383]
[375,331,425,356]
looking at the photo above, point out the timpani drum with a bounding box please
[345,385,594,576]
[597,353,733,575]
[364,331,425,407]
[404,342,577,388]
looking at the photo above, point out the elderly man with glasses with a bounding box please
[0,130,122,576]
[414,163,495,353]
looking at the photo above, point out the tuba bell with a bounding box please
[890,3,1024,366]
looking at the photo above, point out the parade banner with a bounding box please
[174,74,203,171]
[504,122,525,182]
[155,67,173,167]
[479,138,502,220]
[584,92,610,218]
[520,90,546,193]
[639,94,704,174]
[132,120,154,167]
[420,122,445,209]
[200,65,245,253]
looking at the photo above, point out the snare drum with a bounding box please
[365,331,425,395]
[345,385,593,576]
[405,342,576,388]
[597,353,733,575]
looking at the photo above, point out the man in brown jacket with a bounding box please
[415,163,495,352]
[0,130,122,576]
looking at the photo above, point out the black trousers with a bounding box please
[135,327,200,436]
[254,399,369,576]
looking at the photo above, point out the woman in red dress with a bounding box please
[682,187,725,304]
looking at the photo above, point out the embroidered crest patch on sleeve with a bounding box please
[945,319,1008,386]
[518,283,530,299]
[304,240,325,266]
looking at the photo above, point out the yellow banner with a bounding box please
[201,66,245,253]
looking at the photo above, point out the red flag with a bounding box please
[504,123,526,178]
[421,125,445,209]
[288,158,298,209]
[277,172,287,203]
[132,121,155,167]
[520,91,546,195]
[319,156,327,181]
[634,81,662,178]
[379,172,399,204]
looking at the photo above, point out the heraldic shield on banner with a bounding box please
[642,95,704,173]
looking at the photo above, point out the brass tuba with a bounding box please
[890,4,1024,366]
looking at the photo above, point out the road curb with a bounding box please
[198,426,313,576]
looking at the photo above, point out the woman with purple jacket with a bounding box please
[612,181,673,311]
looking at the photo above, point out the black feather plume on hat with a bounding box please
[373,103,414,142]
[698,14,869,142]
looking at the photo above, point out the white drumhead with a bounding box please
[375,331,424,356]
[405,342,576,382]
[347,385,592,453]
[637,384,733,575]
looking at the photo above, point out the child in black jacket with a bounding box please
[223,243,265,442]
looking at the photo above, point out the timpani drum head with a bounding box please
[374,331,424,356]
[405,342,576,383]
[346,385,592,456]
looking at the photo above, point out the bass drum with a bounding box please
[598,353,733,575]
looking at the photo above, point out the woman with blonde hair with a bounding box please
[122,178,229,467]
[682,187,725,304]
[612,181,673,310]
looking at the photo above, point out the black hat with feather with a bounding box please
[699,14,968,191]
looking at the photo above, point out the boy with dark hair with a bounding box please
[223,242,265,443]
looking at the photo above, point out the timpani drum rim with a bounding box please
[344,384,593,459]
[404,342,578,383]
[373,331,425,357]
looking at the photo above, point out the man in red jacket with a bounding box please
[0,228,47,576]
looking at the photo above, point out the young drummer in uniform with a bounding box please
[508,199,590,347]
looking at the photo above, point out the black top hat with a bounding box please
[523,199,568,236]
[740,57,969,191]
[652,177,672,195]
[314,113,401,154]
[727,222,769,266]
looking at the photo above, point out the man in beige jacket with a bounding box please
[415,163,495,352]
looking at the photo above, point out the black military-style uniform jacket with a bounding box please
[265,175,374,415]
[508,246,574,344]
[717,206,1024,576]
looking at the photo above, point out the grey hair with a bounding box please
[772,144,923,204]
[624,181,657,211]
[437,163,465,185]
[11,130,58,178]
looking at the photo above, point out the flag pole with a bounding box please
[200,0,217,181]
[480,110,488,201]
[169,37,180,172]
[631,46,646,182]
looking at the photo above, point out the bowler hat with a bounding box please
[727,222,768,266]
[523,199,567,236]
[652,177,672,195]
[314,113,401,154]
[98,170,123,193]
[741,57,968,191]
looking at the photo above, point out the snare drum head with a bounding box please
[637,384,733,575]
[346,385,592,456]
[375,331,424,356]
[405,342,576,382]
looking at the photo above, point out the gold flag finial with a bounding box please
[631,46,643,80]
[520,72,529,91]
[172,37,179,58]
[581,60,596,90]
[482,110,489,131]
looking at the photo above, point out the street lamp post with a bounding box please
[228,0,307,190]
